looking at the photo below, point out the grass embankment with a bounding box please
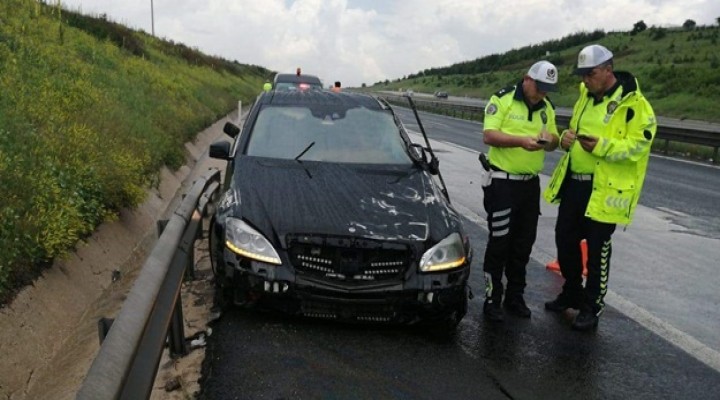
[0,0,270,303]
[372,26,720,122]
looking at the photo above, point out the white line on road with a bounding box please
[452,200,720,374]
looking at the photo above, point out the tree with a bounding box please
[631,20,647,35]
[683,19,696,30]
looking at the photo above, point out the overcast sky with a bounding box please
[59,0,720,88]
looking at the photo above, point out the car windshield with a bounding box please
[246,105,413,165]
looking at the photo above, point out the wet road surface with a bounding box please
[199,219,720,400]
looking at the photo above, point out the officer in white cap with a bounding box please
[543,44,657,331]
[480,60,560,322]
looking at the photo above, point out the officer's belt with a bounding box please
[491,171,537,181]
[570,173,593,181]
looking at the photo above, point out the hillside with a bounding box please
[372,24,720,122]
[0,0,271,303]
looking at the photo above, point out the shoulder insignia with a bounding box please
[494,85,515,98]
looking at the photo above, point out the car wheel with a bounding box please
[208,218,227,285]
[429,293,468,338]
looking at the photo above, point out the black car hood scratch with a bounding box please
[228,157,451,248]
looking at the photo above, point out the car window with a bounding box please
[246,106,413,165]
[274,82,323,91]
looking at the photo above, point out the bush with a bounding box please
[0,0,267,304]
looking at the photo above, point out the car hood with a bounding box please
[220,157,455,247]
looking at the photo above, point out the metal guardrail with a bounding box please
[77,168,221,400]
[379,94,720,163]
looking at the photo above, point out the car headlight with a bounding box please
[419,232,466,272]
[225,218,281,265]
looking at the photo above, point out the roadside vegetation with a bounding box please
[0,0,271,303]
[368,20,720,122]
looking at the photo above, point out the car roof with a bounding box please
[259,90,387,111]
[273,73,322,85]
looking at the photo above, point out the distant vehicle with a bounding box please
[273,68,323,91]
[434,91,449,99]
[208,90,471,333]
[405,89,414,97]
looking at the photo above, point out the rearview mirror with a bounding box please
[223,122,240,138]
[409,143,440,175]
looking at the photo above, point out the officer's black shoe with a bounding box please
[544,293,580,313]
[572,308,600,331]
[503,296,531,318]
[483,299,504,322]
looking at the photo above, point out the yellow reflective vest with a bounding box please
[543,71,657,225]
[483,83,558,174]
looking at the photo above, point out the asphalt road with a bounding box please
[198,108,720,399]
[200,217,720,400]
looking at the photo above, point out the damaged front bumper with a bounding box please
[218,250,471,324]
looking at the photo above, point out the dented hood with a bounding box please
[223,157,455,247]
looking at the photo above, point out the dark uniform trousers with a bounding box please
[555,178,616,313]
[483,176,540,302]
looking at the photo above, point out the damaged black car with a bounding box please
[208,90,472,331]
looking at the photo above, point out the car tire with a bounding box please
[429,293,468,338]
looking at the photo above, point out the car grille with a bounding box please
[300,300,397,322]
[287,234,413,283]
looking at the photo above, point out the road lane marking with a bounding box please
[452,201,720,375]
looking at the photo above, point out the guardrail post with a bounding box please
[168,301,188,357]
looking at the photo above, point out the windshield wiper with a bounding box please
[295,141,315,161]
[294,141,315,179]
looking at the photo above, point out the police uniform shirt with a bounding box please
[483,83,558,175]
[569,81,622,174]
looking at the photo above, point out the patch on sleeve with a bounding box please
[644,130,653,140]
[486,103,498,115]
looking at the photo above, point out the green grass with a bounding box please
[0,0,270,303]
[369,25,720,122]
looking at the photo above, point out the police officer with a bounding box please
[263,80,272,92]
[543,44,656,330]
[481,60,560,322]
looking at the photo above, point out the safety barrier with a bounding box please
[379,94,720,163]
[76,168,221,400]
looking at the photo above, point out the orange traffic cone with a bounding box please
[545,239,588,277]
[580,239,588,277]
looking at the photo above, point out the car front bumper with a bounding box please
[219,250,471,324]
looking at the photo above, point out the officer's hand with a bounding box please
[577,134,598,152]
[521,136,544,152]
[561,129,576,151]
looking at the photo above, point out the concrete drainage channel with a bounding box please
[0,113,236,400]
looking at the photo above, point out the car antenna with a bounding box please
[406,96,451,203]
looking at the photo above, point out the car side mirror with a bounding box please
[209,140,232,160]
[409,143,440,175]
[410,143,427,163]
[223,122,240,138]
[428,155,440,175]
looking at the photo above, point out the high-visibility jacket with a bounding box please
[543,71,657,225]
[483,82,558,175]
[263,82,272,92]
